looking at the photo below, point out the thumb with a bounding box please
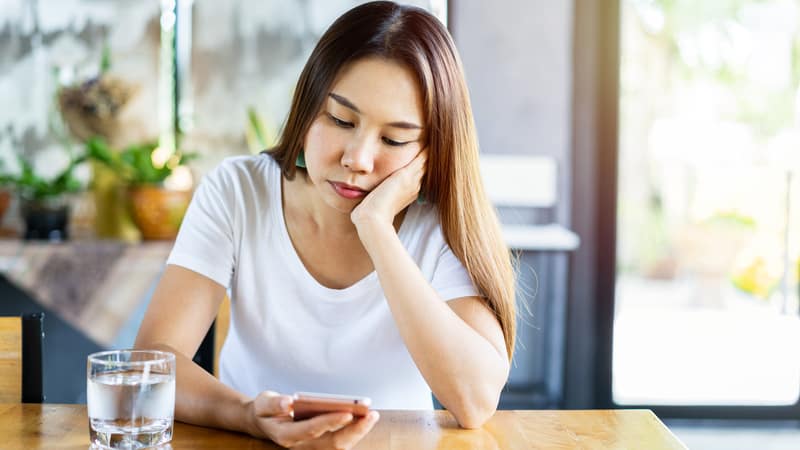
[253,391,293,417]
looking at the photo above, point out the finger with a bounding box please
[403,149,427,171]
[329,411,380,449]
[414,149,428,167]
[278,412,354,442]
[415,151,428,176]
[406,151,427,178]
[253,391,293,417]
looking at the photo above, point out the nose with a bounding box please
[340,132,375,174]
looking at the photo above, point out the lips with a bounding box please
[329,181,368,199]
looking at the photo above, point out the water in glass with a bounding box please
[87,350,175,449]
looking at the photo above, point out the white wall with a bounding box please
[451,0,574,224]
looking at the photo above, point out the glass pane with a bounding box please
[614,0,800,406]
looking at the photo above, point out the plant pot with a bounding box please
[0,189,10,225]
[128,185,192,240]
[20,196,70,241]
[91,161,141,242]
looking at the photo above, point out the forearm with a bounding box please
[137,342,253,435]
[358,222,508,427]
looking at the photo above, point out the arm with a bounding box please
[356,221,509,429]
[136,265,378,447]
[350,150,508,428]
[134,264,254,433]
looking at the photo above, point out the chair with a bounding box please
[193,296,230,378]
[0,313,44,403]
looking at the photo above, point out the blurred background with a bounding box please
[1,1,800,448]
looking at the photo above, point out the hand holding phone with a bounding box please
[292,392,372,421]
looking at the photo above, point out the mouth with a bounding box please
[329,181,368,199]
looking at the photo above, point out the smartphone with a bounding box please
[292,391,372,421]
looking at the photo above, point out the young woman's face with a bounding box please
[302,57,425,214]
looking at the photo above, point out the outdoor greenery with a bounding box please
[631,0,800,137]
[619,0,800,301]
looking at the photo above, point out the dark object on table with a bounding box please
[20,197,69,241]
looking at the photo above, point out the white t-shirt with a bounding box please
[167,154,478,409]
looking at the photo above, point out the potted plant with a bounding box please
[0,188,10,227]
[0,137,89,240]
[86,137,196,240]
[55,56,146,242]
[0,139,12,226]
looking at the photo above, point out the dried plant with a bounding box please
[57,75,137,144]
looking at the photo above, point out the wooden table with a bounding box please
[1,404,686,449]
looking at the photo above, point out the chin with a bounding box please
[314,182,361,213]
[323,193,360,214]
[335,201,360,214]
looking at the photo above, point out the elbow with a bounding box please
[455,410,492,430]
[448,386,500,429]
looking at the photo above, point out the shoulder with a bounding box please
[185,154,279,237]
[197,153,278,197]
[403,202,470,279]
[407,202,438,228]
[205,153,277,185]
[404,202,447,247]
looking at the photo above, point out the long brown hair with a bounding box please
[269,1,516,360]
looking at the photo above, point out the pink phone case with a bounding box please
[292,392,371,421]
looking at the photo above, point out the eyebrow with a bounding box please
[328,92,422,130]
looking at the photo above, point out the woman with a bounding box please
[135,1,516,448]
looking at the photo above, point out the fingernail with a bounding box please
[280,397,291,411]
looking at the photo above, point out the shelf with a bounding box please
[502,224,580,252]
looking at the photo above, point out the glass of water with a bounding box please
[87,350,176,449]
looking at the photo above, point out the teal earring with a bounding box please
[295,151,306,168]
[416,193,426,205]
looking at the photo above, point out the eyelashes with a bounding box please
[326,112,411,147]
[381,137,405,147]
[328,113,354,129]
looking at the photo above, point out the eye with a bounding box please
[327,113,353,128]
[382,137,410,147]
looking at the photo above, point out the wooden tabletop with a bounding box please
[0,403,686,449]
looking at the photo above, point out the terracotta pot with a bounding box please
[128,185,192,240]
[0,189,10,224]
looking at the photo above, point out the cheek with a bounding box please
[303,121,325,155]
[305,120,351,159]
[303,121,335,170]
[393,146,422,168]
[375,148,421,178]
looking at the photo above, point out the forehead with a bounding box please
[328,57,424,123]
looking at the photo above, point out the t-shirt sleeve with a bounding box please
[166,164,237,288]
[431,243,481,302]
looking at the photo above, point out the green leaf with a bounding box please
[85,136,198,186]
[247,107,268,148]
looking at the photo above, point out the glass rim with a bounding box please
[87,349,176,366]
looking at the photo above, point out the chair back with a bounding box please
[192,297,230,378]
[213,296,230,377]
[0,313,44,403]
